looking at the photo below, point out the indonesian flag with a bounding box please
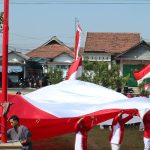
[66,57,82,80]
[1,80,149,141]
[133,64,150,84]
[144,83,150,91]
[74,23,82,60]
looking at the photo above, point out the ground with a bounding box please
[32,125,144,150]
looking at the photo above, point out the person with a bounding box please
[16,91,22,95]
[7,115,33,150]
[74,116,94,150]
[143,110,150,150]
[109,110,137,150]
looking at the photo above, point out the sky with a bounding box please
[0,0,150,53]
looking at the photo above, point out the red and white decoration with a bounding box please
[144,83,150,91]
[0,80,150,150]
[66,57,82,80]
[133,64,150,84]
[74,23,82,60]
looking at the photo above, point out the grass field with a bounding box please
[32,125,144,150]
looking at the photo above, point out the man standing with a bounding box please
[109,110,137,150]
[143,110,150,150]
[7,115,33,150]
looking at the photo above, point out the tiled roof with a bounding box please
[115,40,150,59]
[70,47,84,56]
[27,36,74,59]
[84,32,141,54]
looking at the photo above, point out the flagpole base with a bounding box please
[0,141,22,149]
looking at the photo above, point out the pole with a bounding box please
[1,0,9,143]
[74,17,77,60]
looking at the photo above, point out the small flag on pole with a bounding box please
[133,64,150,84]
[66,57,82,80]
[74,23,82,60]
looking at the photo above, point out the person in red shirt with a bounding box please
[143,110,150,150]
[109,110,137,150]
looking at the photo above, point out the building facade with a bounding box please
[84,32,150,87]
[26,36,74,79]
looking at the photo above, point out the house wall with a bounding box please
[116,43,150,87]
[8,53,26,63]
[84,52,111,62]
[118,45,150,60]
[50,54,74,78]
[0,52,28,87]
[53,54,73,63]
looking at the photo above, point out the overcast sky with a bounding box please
[0,0,150,53]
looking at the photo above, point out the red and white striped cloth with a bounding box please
[1,80,150,141]
[66,57,82,80]
[74,23,82,60]
[133,64,150,84]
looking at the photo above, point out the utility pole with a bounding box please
[1,0,9,143]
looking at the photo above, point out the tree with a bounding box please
[47,67,63,85]
[0,12,3,32]
[138,82,149,97]
[79,60,129,91]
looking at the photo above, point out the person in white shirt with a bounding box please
[109,110,137,150]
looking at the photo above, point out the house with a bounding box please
[84,32,150,87]
[0,50,43,87]
[0,50,29,87]
[26,36,74,78]
[116,40,150,86]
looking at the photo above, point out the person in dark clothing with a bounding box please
[7,115,33,150]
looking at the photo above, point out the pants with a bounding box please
[144,137,150,150]
[111,143,120,150]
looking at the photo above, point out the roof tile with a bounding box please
[84,32,141,53]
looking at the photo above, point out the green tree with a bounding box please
[138,82,149,96]
[80,60,129,90]
[47,67,63,85]
[0,12,3,32]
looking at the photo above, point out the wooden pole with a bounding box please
[1,0,9,143]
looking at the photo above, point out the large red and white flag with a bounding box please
[74,23,82,60]
[133,64,150,84]
[2,80,149,141]
[66,57,82,80]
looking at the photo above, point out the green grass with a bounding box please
[32,125,144,150]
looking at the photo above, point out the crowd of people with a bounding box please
[18,75,49,89]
